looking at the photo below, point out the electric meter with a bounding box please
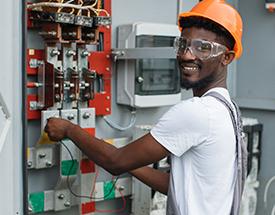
[114,22,181,108]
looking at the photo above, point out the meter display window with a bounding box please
[135,59,180,95]
[135,35,180,95]
[136,35,175,47]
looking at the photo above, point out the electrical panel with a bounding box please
[24,1,133,214]
[114,22,181,108]
[25,2,179,214]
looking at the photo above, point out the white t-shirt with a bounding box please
[151,88,237,215]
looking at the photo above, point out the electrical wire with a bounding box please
[60,140,119,200]
[103,109,137,131]
[264,176,275,209]
[28,1,111,18]
[272,205,275,215]
[91,0,98,8]
[27,2,100,16]
[95,9,110,16]
[89,169,127,213]
[95,186,127,213]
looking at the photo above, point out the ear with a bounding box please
[221,51,235,66]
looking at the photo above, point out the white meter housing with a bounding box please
[114,22,181,108]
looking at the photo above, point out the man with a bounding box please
[45,0,245,214]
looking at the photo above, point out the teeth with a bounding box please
[183,66,199,72]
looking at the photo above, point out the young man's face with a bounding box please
[177,27,226,90]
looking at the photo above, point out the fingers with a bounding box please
[43,117,68,142]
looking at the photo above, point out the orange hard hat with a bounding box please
[178,0,243,58]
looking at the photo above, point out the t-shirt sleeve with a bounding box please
[150,98,210,157]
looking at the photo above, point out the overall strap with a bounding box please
[204,91,247,215]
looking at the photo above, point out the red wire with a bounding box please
[89,167,127,213]
[94,174,127,213]
[95,188,127,213]
[90,167,99,198]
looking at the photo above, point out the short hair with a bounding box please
[179,16,235,50]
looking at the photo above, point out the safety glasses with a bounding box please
[174,37,228,60]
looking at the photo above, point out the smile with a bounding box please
[181,65,200,74]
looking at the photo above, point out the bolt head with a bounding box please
[64,201,71,207]
[58,194,65,199]
[67,114,75,120]
[46,161,52,167]
[27,161,32,168]
[83,112,90,119]
[28,206,33,212]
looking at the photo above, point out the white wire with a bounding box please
[28,2,81,10]
[103,111,136,131]
[28,1,109,17]
[91,0,98,8]
[264,176,275,210]
[272,204,275,215]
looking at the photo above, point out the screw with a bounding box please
[66,50,76,57]
[50,49,60,57]
[118,185,125,191]
[58,194,65,199]
[106,67,110,71]
[136,76,144,83]
[83,112,90,119]
[81,50,90,57]
[39,153,46,159]
[64,201,71,207]
[86,33,95,38]
[46,161,52,167]
[69,94,76,100]
[67,114,75,120]
[106,96,110,100]
[29,101,37,110]
[27,161,32,168]
[84,93,91,99]
[28,206,33,212]
[55,94,61,100]
[106,108,110,112]
[68,32,77,37]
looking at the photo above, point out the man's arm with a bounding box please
[130,167,170,195]
[45,118,170,176]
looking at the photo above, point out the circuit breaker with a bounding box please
[114,22,181,108]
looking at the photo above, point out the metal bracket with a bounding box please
[54,189,71,211]
[112,47,176,60]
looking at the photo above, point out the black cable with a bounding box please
[60,140,119,200]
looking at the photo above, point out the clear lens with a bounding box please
[174,37,228,60]
[192,39,212,59]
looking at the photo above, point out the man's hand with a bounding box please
[44,118,74,141]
